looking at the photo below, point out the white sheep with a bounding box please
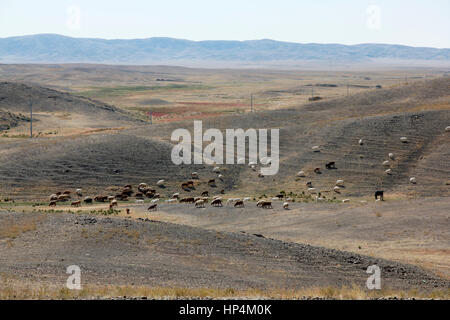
[385,169,392,175]
[76,189,83,196]
[409,177,417,184]
[135,199,144,204]
[166,199,177,203]
[336,180,345,187]
[308,188,317,194]
[271,197,281,201]
[388,153,395,160]
[156,180,165,186]
[333,186,341,193]
[342,199,350,203]
[139,183,147,188]
[218,174,224,180]
[243,197,251,202]
[283,202,289,210]
[312,146,320,152]
[151,199,160,203]
[195,199,205,208]
[446,126,450,132]
[191,172,199,179]
[213,166,221,173]
[285,197,294,202]
[383,160,390,167]
[297,171,306,177]
[400,137,408,143]
[359,139,364,146]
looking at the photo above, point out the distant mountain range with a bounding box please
[0,34,449,67]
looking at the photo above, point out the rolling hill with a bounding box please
[0,34,449,66]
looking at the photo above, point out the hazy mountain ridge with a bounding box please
[0,34,449,65]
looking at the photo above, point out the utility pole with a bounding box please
[29,97,33,138]
[250,94,253,112]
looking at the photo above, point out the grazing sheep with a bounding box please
[308,188,317,194]
[147,204,157,212]
[325,162,336,170]
[156,180,165,187]
[271,197,281,201]
[234,200,244,208]
[110,200,118,208]
[243,197,251,202]
[383,161,390,167]
[312,146,320,152]
[283,202,289,210]
[220,189,225,194]
[285,197,294,202]
[135,199,144,204]
[251,165,257,171]
[151,199,160,203]
[139,183,147,189]
[400,137,408,143]
[306,181,313,188]
[135,192,144,199]
[336,180,345,187]
[57,194,70,202]
[63,190,71,195]
[71,201,81,207]
[213,167,221,173]
[76,189,83,197]
[410,177,417,184]
[195,199,205,208]
[49,194,58,201]
[83,197,93,204]
[297,171,306,177]
[172,193,180,199]
[333,186,341,193]
[385,169,392,175]
[208,179,216,186]
[166,199,177,204]
[314,168,322,174]
[201,191,209,197]
[180,197,195,203]
[94,195,108,202]
[211,198,223,207]
[342,199,350,203]
[256,200,265,207]
[375,191,384,201]
[261,201,273,209]
[218,174,224,180]
[359,139,364,146]
[108,196,115,202]
[388,153,395,160]
[446,126,450,132]
[49,201,57,207]
[191,172,199,179]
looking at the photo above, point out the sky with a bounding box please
[0,0,449,48]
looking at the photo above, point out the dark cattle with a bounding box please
[306,181,313,188]
[201,191,209,197]
[147,204,157,212]
[314,168,322,174]
[180,197,195,204]
[94,195,108,202]
[261,201,273,209]
[375,191,384,201]
[208,179,216,186]
[49,201,57,207]
[83,197,93,204]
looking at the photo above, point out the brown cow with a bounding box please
[201,191,209,197]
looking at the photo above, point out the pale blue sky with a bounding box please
[0,0,449,48]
